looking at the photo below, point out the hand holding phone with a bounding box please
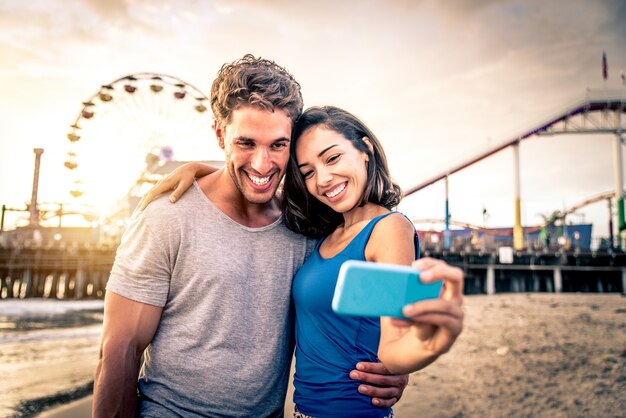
[332,260,443,319]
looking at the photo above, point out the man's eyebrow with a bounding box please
[234,136,254,142]
[297,145,338,168]
[234,136,291,142]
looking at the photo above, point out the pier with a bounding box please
[1,239,625,299]
[0,243,114,299]
[425,248,626,295]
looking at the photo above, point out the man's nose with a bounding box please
[251,147,271,174]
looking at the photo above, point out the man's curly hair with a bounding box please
[210,54,303,126]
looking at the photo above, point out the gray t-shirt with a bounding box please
[106,182,312,417]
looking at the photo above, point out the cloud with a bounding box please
[81,0,131,22]
[0,0,624,234]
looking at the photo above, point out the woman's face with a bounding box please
[295,126,369,214]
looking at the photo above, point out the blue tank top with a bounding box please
[292,212,419,418]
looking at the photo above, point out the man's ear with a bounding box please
[213,120,225,149]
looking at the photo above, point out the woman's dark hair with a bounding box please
[283,106,402,238]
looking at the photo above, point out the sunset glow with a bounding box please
[1,0,625,237]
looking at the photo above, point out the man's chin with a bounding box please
[243,189,278,205]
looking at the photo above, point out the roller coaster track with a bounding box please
[404,91,626,196]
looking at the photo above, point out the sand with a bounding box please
[36,293,626,417]
[394,293,626,418]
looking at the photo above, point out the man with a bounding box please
[93,55,409,417]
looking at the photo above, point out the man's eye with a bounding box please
[272,142,287,149]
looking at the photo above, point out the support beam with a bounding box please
[613,135,624,232]
[513,143,524,250]
[486,265,495,295]
[444,176,450,249]
[608,198,615,249]
[553,267,562,293]
[29,148,44,227]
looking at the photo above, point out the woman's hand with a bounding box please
[379,257,464,374]
[137,162,217,211]
[393,258,464,356]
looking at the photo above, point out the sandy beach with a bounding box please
[394,293,626,417]
[22,293,626,417]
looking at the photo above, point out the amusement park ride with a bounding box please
[404,90,626,251]
[1,73,222,243]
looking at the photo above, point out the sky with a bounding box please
[0,0,625,240]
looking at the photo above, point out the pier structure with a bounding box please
[423,247,626,295]
[404,90,626,251]
[1,240,624,299]
[0,242,114,299]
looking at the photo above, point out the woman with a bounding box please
[140,106,464,418]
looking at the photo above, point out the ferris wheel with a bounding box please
[63,73,222,212]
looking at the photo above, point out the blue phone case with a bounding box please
[332,260,443,319]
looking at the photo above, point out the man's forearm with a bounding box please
[93,343,142,418]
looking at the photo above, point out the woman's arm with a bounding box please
[137,162,218,211]
[367,213,464,375]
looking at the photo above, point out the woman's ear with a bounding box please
[362,136,374,154]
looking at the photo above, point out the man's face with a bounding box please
[216,106,292,205]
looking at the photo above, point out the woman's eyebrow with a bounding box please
[297,144,339,168]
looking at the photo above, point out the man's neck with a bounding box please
[197,170,282,228]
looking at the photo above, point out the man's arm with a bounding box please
[93,291,163,418]
[349,362,409,407]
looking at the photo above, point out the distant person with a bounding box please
[147,106,464,417]
[93,55,409,417]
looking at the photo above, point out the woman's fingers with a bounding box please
[403,298,464,319]
[406,312,463,337]
[137,177,176,211]
[401,299,464,354]
[169,175,196,203]
[412,258,464,303]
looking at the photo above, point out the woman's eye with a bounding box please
[327,154,341,163]
[301,170,313,179]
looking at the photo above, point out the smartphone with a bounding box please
[332,260,443,319]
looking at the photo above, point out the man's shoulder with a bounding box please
[138,185,203,222]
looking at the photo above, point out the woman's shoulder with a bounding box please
[365,212,415,257]
[364,211,416,264]
[373,211,415,234]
